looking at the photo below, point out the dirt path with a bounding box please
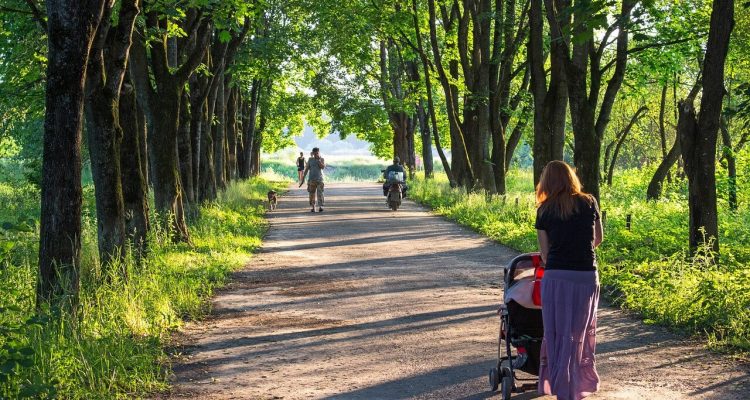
[168,183,749,399]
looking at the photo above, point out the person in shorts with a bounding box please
[300,147,325,212]
[296,152,305,182]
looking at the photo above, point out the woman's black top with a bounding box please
[297,157,305,170]
[534,196,600,271]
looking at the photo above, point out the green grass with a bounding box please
[262,158,385,182]
[0,178,286,399]
[410,169,750,354]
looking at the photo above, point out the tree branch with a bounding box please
[23,0,47,32]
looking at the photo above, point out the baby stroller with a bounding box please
[488,252,545,399]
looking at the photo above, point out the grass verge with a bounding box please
[0,178,286,399]
[410,170,750,355]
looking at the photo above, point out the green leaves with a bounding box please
[218,29,232,43]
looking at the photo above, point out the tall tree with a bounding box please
[38,0,107,305]
[529,0,567,184]
[130,5,212,242]
[546,0,637,200]
[679,0,734,254]
[84,0,140,267]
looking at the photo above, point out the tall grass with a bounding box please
[410,169,750,354]
[0,178,285,398]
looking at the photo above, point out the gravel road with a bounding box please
[168,183,749,399]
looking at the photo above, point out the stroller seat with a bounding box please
[489,253,545,399]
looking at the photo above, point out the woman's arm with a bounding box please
[594,217,604,248]
[537,229,549,263]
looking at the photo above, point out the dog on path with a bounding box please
[267,190,278,211]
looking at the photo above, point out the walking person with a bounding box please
[296,151,306,182]
[535,160,603,400]
[300,147,325,212]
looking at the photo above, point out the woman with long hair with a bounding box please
[535,160,604,400]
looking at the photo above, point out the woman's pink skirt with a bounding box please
[538,269,600,400]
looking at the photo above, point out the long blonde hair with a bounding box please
[536,161,593,220]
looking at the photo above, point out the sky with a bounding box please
[267,124,381,163]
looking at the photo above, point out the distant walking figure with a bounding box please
[535,161,603,400]
[300,147,325,212]
[296,152,306,182]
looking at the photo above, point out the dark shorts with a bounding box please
[297,167,304,171]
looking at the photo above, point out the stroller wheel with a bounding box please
[500,367,513,400]
[488,368,499,392]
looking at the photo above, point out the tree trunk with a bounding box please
[646,137,680,200]
[189,73,205,197]
[39,0,107,306]
[410,0,452,183]
[530,0,567,185]
[226,87,238,181]
[83,0,139,269]
[505,112,529,172]
[138,10,211,241]
[136,95,149,186]
[720,117,737,211]
[546,0,635,200]
[680,0,733,255]
[198,96,217,201]
[250,115,265,176]
[214,71,226,190]
[417,101,434,178]
[119,81,150,257]
[178,91,194,203]
[237,97,248,177]
[150,85,191,242]
[428,0,473,187]
[240,79,260,179]
[658,84,672,183]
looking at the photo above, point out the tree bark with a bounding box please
[188,72,206,197]
[720,117,737,211]
[658,84,672,184]
[198,95,217,201]
[417,101,434,178]
[428,0,473,187]
[83,0,139,268]
[139,9,211,241]
[240,79,260,179]
[226,86,239,181]
[530,0,567,185]
[546,0,635,200]
[39,0,107,306]
[680,0,733,255]
[646,137,680,200]
[119,81,150,258]
[213,70,227,190]
[178,90,194,203]
[411,0,451,182]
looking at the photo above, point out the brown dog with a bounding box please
[267,190,278,211]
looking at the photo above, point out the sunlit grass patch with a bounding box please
[410,170,750,354]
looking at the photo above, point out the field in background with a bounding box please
[262,157,387,182]
[410,169,750,354]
